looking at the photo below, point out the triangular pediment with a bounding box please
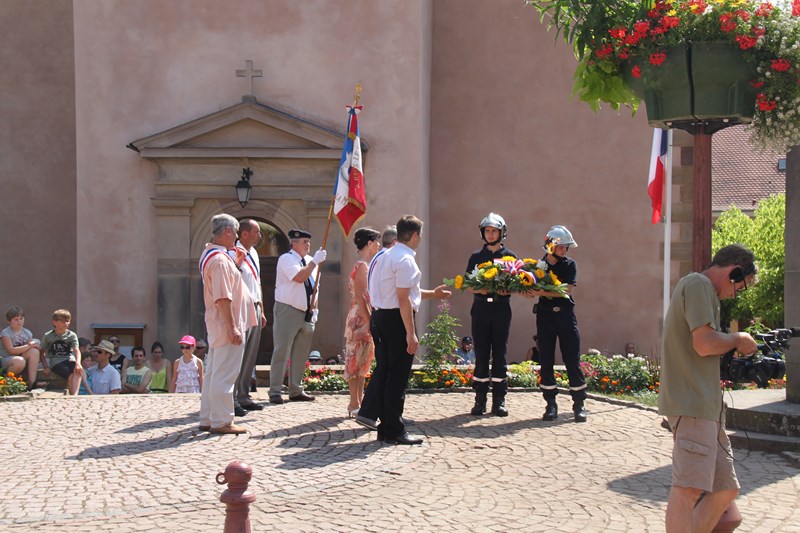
[129,99,356,160]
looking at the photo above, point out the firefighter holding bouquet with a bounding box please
[524,225,588,423]
[464,213,517,417]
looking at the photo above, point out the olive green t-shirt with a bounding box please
[658,273,723,422]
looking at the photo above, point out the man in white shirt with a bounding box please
[269,228,327,404]
[368,215,450,445]
[89,340,121,394]
[230,219,268,415]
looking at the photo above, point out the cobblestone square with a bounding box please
[1,392,798,532]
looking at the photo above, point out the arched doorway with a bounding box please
[244,218,290,364]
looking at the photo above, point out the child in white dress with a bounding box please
[171,335,203,393]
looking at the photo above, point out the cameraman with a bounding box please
[659,244,758,532]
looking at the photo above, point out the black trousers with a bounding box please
[536,306,586,402]
[471,300,512,397]
[371,308,413,438]
[358,313,383,421]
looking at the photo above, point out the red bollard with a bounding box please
[216,460,257,533]
[712,501,742,532]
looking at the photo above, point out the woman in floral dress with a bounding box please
[344,227,381,417]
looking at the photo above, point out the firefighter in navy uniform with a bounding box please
[526,225,588,422]
[467,213,516,417]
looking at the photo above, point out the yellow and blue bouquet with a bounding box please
[445,257,569,297]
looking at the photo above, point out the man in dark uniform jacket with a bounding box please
[525,225,588,422]
[466,213,516,417]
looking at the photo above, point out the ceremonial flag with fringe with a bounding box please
[333,105,366,236]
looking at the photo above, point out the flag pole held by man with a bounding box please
[311,84,367,311]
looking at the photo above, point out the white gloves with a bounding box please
[312,248,327,264]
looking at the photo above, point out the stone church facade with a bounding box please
[2,0,681,363]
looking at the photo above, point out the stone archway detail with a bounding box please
[130,97,356,356]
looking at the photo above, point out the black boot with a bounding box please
[491,396,508,417]
[470,392,487,415]
[573,401,587,423]
[542,399,558,421]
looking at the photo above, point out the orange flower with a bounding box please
[6,372,14,378]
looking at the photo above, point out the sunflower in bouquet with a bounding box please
[520,258,570,298]
[444,256,569,297]
[445,258,512,293]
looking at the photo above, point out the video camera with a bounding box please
[720,327,800,388]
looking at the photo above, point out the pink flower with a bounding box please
[631,65,642,78]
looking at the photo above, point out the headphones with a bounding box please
[730,263,756,283]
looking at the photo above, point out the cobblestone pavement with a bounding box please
[1,391,798,532]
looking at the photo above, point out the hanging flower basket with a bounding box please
[526,0,800,150]
[624,41,756,131]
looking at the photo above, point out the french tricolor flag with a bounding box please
[333,105,366,237]
[648,129,667,224]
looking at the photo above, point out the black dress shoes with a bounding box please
[234,406,247,417]
[269,395,284,404]
[289,392,316,402]
[383,432,423,445]
[242,403,264,411]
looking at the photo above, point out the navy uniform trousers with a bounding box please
[536,306,587,402]
[471,298,512,398]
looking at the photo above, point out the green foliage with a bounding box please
[581,353,656,394]
[507,361,539,388]
[410,302,470,389]
[712,193,785,327]
[419,301,460,372]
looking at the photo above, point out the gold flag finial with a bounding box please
[353,83,362,106]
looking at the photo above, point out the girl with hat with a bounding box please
[171,335,203,393]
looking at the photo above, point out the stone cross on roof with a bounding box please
[236,60,263,100]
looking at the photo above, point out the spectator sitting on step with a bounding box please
[194,339,208,362]
[624,342,637,358]
[147,341,171,393]
[88,340,121,394]
[121,346,152,394]
[107,335,128,376]
[0,306,41,389]
[454,336,475,365]
[171,335,203,393]
[78,346,97,395]
[308,350,322,364]
[40,309,83,395]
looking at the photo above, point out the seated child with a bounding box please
[171,335,203,393]
[40,309,82,395]
[78,348,97,395]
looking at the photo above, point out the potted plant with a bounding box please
[526,0,800,150]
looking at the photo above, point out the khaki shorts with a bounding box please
[667,415,740,493]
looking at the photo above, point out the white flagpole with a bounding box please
[662,129,674,321]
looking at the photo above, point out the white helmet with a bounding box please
[544,225,577,252]
[479,213,507,242]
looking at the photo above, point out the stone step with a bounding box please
[727,429,800,457]
[724,389,800,438]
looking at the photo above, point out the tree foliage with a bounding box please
[711,193,785,327]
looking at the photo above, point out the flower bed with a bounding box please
[0,371,28,397]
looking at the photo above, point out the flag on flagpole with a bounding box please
[648,128,667,224]
[333,105,366,237]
